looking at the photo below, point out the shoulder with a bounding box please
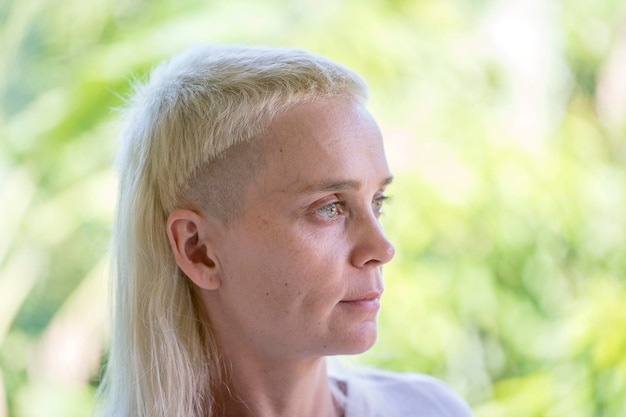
[345,367,473,417]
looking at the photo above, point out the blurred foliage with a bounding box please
[1,0,625,416]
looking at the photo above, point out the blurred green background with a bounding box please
[1,0,625,416]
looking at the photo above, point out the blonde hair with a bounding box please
[98,44,368,417]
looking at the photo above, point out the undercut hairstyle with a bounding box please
[97,44,368,417]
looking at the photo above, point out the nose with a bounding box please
[349,214,395,268]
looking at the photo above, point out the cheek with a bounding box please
[253,251,343,321]
[224,219,348,302]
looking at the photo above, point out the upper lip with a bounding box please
[341,290,383,302]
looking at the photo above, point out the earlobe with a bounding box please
[166,209,222,290]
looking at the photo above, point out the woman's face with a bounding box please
[204,97,395,360]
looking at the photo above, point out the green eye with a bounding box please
[317,201,344,219]
[324,203,338,218]
[372,196,388,215]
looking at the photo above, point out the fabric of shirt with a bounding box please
[333,367,473,417]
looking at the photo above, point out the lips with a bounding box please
[340,290,383,311]
[341,291,382,303]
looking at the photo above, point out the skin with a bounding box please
[167,97,395,417]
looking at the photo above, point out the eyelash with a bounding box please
[372,195,389,216]
[316,200,346,220]
[315,195,390,220]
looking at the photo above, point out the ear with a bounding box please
[166,208,222,290]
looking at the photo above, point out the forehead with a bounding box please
[254,98,390,195]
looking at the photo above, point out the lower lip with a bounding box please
[340,298,380,311]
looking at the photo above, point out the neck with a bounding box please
[216,356,342,417]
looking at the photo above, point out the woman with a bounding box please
[98,44,472,417]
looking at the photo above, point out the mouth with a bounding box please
[340,291,382,310]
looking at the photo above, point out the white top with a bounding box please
[331,367,473,417]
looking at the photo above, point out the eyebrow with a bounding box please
[295,176,393,194]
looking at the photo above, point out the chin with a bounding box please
[331,322,379,355]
